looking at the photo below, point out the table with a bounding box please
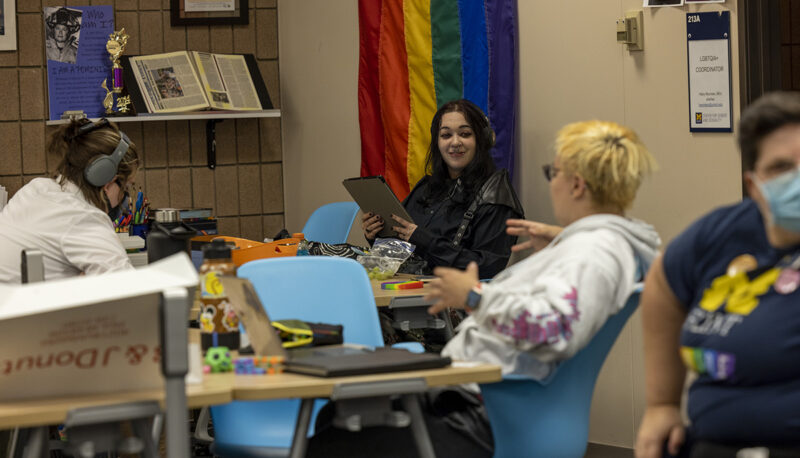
[231,362,501,458]
[0,376,232,431]
[370,276,433,307]
[0,362,500,458]
[370,277,458,337]
[190,274,435,318]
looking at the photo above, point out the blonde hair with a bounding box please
[51,119,139,211]
[555,120,657,210]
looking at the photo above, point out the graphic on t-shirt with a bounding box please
[681,345,736,380]
[700,268,780,315]
[686,266,781,338]
[726,253,757,277]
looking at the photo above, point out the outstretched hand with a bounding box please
[426,261,480,315]
[506,219,563,252]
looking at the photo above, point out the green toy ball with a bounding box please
[204,346,233,373]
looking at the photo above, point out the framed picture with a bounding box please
[0,0,18,51]
[170,0,249,26]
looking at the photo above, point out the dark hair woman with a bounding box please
[362,99,523,278]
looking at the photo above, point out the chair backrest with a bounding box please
[301,201,360,244]
[210,256,382,456]
[479,287,642,458]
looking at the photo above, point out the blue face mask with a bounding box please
[756,166,800,233]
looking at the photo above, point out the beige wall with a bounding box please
[279,0,742,448]
[278,0,362,236]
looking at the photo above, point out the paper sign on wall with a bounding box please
[45,5,114,120]
[687,11,733,132]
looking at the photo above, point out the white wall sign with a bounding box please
[687,11,732,132]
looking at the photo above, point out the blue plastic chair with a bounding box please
[479,287,642,458]
[301,202,360,244]
[209,257,384,457]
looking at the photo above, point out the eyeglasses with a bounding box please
[542,163,560,182]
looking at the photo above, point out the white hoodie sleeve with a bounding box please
[468,231,635,362]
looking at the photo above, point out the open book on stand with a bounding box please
[122,51,272,114]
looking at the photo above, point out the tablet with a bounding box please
[342,176,415,239]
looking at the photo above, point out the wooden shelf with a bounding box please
[45,109,281,125]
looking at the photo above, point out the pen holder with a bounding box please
[131,223,150,248]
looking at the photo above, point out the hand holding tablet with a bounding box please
[343,176,416,239]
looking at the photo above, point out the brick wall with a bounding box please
[0,0,284,241]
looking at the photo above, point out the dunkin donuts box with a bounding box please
[0,253,198,401]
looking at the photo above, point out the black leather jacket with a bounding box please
[404,169,524,278]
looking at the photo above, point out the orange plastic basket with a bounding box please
[191,235,302,267]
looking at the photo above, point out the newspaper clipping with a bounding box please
[193,52,262,111]
[129,51,261,113]
[130,51,208,113]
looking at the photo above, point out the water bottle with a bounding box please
[293,232,310,256]
[199,239,239,350]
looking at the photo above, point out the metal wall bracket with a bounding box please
[206,119,224,170]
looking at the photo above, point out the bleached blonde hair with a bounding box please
[555,120,657,210]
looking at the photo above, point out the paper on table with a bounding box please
[0,185,6,211]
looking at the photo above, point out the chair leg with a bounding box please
[193,407,213,442]
[20,427,49,458]
[401,394,436,458]
[289,399,314,458]
[151,413,163,448]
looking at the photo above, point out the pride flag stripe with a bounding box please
[378,0,411,195]
[431,0,463,109]
[457,0,488,113]
[404,1,437,193]
[357,0,385,177]
[486,0,517,175]
[359,0,517,200]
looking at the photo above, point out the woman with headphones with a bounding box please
[0,118,139,283]
[362,99,524,279]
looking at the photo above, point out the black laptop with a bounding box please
[285,345,451,377]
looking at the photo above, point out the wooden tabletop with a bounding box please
[370,275,433,307]
[231,362,501,401]
[0,362,500,429]
[0,375,233,430]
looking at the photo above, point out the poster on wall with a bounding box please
[644,0,684,7]
[0,0,17,51]
[687,11,732,132]
[45,5,114,120]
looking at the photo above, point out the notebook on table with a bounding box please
[285,345,451,377]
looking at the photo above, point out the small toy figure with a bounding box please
[234,356,284,375]
[204,346,233,373]
[200,308,216,333]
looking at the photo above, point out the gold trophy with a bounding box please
[101,28,130,114]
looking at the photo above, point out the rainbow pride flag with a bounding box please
[358,0,518,199]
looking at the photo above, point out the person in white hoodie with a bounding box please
[427,120,660,380]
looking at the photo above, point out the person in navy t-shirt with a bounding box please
[636,92,800,458]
